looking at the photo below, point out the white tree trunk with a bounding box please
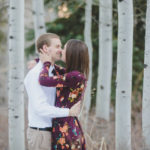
[96,0,112,121]
[32,0,46,51]
[142,0,150,149]
[115,0,133,150]
[8,0,25,150]
[84,0,93,114]
[48,8,58,22]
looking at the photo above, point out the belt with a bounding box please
[30,127,52,132]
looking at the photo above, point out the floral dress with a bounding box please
[39,62,86,150]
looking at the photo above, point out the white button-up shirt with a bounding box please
[24,61,69,128]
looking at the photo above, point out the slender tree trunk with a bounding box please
[115,0,133,150]
[32,0,46,52]
[45,2,58,22]
[96,0,112,121]
[8,0,25,150]
[142,1,150,149]
[49,8,58,22]
[84,0,93,114]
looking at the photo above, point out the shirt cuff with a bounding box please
[59,108,69,117]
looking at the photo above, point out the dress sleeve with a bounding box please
[54,64,66,75]
[39,62,78,87]
[35,58,39,63]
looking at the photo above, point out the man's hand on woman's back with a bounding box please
[69,101,81,117]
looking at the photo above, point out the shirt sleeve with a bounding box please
[24,70,69,118]
[39,62,78,87]
[34,98,69,118]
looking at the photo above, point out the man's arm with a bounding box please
[27,58,39,70]
[24,70,80,118]
[33,95,81,118]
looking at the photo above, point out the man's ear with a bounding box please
[42,44,48,53]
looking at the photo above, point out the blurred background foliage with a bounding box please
[0,1,8,52]
[22,0,147,109]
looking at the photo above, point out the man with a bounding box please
[24,33,81,150]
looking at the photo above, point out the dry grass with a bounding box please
[0,102,144,150]
[79,107,143,150]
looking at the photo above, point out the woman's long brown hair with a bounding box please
[65,39,89,79]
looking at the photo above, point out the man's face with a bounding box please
[61,44,67,63]
[47,38,62,62]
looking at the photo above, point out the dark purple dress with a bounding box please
[39,62,86,150]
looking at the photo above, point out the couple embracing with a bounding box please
[24,33,89,150]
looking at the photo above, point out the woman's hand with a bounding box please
[39,49,52,63]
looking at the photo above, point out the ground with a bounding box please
[0,103,143,150]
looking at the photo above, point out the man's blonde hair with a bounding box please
[36,33,60,52]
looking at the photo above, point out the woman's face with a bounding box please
[61,43,67,62]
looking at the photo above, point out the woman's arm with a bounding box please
[39,62,76,87]
[54,64,66,75]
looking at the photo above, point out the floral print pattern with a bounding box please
[39,62,86,150]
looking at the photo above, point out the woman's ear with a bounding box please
[42,44,48,53]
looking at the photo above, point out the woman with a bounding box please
[39,39,89,150]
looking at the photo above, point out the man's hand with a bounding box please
[69,101,81,117]
[27,60,37,70]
